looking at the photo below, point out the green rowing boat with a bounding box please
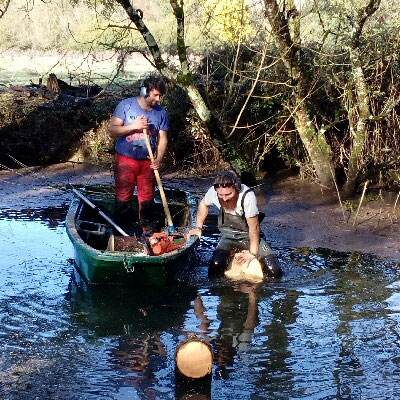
[65,184,199,286]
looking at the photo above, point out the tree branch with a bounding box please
[115,0,169,74]
[0,0,11,18]
[350,0,382,48]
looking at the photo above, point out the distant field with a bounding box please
[0,49,153,90]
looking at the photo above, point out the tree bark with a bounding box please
[263,0,335,188]
[342,0,382,194]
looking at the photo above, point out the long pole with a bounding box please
[142,128,176,233]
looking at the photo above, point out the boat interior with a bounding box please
[74,187,191,251]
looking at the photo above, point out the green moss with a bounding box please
[176,73,193,87]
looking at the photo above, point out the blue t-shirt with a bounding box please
[113,97,169,159]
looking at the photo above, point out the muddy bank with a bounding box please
[262,176,400,261]
[1,162,400,261]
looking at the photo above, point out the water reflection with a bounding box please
[1,206,400,399]
[194,283,261,378]
[68,273,197,337]
[190,279,299,398]
[67,273,198,398]
[0,205,68,228]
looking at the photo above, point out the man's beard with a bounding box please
[219,197,237,211]
[145,98,158,108]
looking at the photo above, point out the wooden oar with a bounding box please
[142,127,176,233]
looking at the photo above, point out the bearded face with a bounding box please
[144,88,162,108]
[216,187,239,211]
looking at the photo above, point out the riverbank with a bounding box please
[1,162,399,261]
[0,49,152,88]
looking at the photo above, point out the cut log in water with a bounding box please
[224,252,264,283]
[175,337,213,379]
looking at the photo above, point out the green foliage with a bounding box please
[344,190,381,212]
[201,0,253,43]
[1,0,400,183]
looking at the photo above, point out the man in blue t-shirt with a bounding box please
[108,75,169,234]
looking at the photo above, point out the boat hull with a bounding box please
[65,185,199,286]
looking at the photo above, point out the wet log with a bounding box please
[175,336,213,379]
[224,252,264,283]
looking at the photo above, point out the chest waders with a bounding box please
[209,190,282,278]
[218,208,249,240]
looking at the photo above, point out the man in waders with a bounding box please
[190,171,282,277]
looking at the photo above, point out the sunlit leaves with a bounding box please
[201,0,253,43]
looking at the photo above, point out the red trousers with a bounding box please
[114,154,155,203]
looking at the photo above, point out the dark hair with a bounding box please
[213,171,241,191]
[142,75,166,95]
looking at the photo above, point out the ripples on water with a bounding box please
[1,206,400,399]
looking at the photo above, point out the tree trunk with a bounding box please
[342,0,382,194]
[343,48,370,194]
[263,0,335,188]
[293,103,335,187]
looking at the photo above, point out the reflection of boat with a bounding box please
[65,184,199,286]
[67,271,197,336]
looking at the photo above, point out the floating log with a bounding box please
[224,252,264,283]
[175,336,213,379]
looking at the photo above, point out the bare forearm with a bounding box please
[236,217,260,265]
[189,199,209,238]
[108,115,147,139]
[108,123,135,138]
[196,199,209,228]
[155,133,168,162]
[249,232,259,255]
[248,218,260,256]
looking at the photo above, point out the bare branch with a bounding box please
[227,41,268,138]
[106,24,139,31]
[0,0,11,18]
[350,0,382,48]
[115,0,169,74]
[370,94,400,121]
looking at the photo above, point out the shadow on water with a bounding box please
[1,206,400,399]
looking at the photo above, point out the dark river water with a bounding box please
[1,204,400,399]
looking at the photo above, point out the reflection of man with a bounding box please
[190,171,282,277]
[194,282,260,378]
[108,75,168,234]
[113,333,166,399]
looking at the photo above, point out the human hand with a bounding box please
[236,250,256,265]
[188,227,203,238]
[150,158,161,170]
[132,115,148,130]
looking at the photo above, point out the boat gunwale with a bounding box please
[65,187,199,264]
